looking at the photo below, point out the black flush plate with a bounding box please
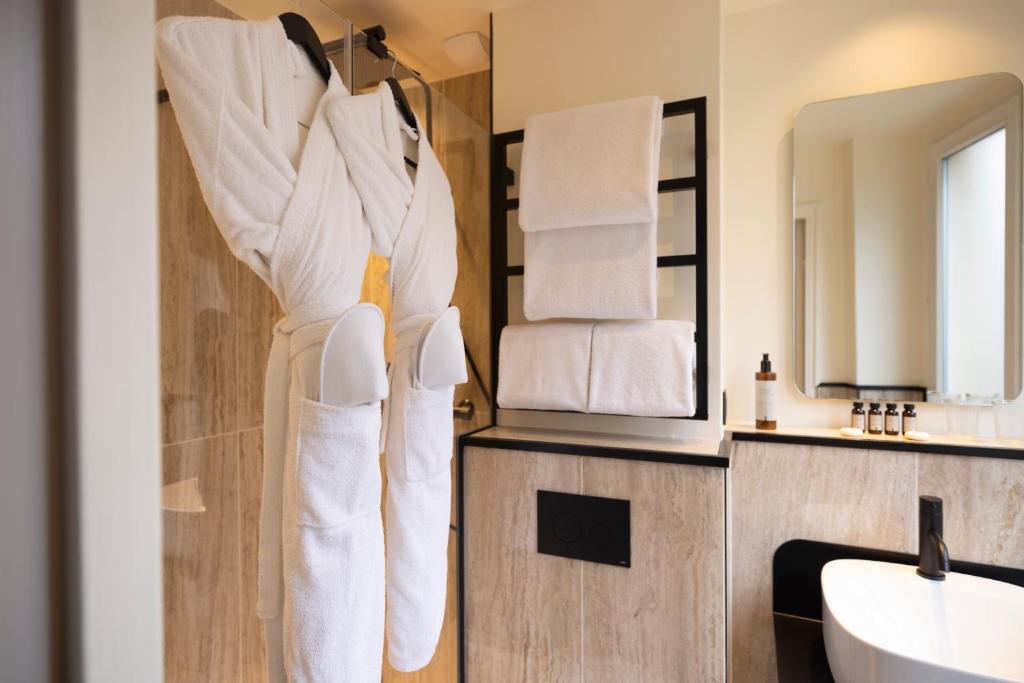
[537,490,630,568]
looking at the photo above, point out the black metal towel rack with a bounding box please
[489,96,709,421]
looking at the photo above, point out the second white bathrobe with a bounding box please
[327,88,465,672]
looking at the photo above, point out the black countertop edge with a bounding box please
[459,434,729,468]
[730,429,1024,461]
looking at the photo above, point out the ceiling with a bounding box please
[218,0,535,81]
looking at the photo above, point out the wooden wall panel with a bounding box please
[463,446,727,682]
[464,447,583,682]
[581,457,726,683]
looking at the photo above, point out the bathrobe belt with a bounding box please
[257,299,357,620]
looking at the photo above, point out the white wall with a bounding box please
[851,135,931,387]
[493,0,722,438]
[724,0,1024,427]
[794,139,856,386]
[71,0,163,680]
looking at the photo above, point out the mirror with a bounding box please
[793,73,1024,403]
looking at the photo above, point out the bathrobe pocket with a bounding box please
[402,386,455,482]
[295,398,382,528]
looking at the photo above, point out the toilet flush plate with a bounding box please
[536,490,630,568]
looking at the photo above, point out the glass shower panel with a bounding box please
[159,1,489,676]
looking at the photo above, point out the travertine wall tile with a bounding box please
[581,458,726,683]
[464,447,583,682]
[163,435,241,683]
[238,429,267,683]
[918,453,1024,568]
[728,441,918,683]
[158,101,237,444]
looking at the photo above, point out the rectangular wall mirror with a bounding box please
[793,73,1024,403]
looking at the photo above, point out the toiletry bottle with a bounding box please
[884,403,900,436]
[851,401,866,430]
[902,404,917,434]
[755,353,777,430]
[868,402,883,435]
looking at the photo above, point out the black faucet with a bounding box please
[917,495,950,581]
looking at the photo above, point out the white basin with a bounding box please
[822,559,1024,683]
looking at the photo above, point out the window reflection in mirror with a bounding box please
[793,73,1023,403]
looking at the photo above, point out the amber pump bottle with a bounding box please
[755,353,777,430]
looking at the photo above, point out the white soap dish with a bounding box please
[904,430,931,442]
[840,427,864,438]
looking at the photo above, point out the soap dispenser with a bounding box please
[755,353,777,430]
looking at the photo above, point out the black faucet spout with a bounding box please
[917,495,950,581]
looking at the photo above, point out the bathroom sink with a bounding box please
[822,559,1024,683]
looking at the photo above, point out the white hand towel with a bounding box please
[588,320,696,418]
[497,323,594,412]
[519,96,663,232]
[523,222,657,320]
[518,96,662,321]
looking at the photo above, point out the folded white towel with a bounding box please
[519,96,663,232]
[588,320,696,417]
[523,222,657,320]
[497,323,594,412]
[518,96,663,321]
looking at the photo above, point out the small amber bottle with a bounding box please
[851,401,866,430]
[902,404,918,434]
[884,403,900,436]
[868,402,883,435]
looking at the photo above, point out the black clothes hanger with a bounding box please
[363,25,419,135]
[279,12,331,84]
[386,77,419,133]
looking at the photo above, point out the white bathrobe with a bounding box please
[156,15,462,682]
[326,87,464,672]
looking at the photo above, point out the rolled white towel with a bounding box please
[588,320,696,418]
[497,322,594,412]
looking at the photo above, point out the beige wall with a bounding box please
[794,139,856,388]
[493,0,723,439]
[850,134,932,387]
[724,0,1024,428]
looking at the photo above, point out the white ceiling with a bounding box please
[218,0,535,81]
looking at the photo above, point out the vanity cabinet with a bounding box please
[461,429,727,682]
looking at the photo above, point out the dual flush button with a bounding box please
[537,490,631,567]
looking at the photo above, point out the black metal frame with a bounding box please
[489,97,710,421]
[815,381,928,402]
